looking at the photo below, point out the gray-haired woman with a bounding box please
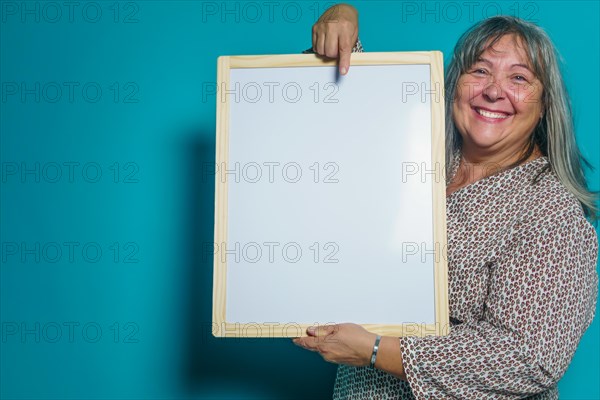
[293,4,598,399]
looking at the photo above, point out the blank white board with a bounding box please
[213,52,448,337]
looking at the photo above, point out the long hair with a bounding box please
[445,16,597,221]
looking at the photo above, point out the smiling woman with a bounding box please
[293,4,599,400]
[448,33,546,195]
[456,37,542,152]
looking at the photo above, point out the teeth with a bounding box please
[477,108,509,119]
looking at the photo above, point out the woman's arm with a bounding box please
[399,206,598,399]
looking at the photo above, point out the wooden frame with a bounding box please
[213,52,448,338]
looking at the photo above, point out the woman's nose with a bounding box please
[482,79,505,102]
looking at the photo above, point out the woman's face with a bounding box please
[452,34,544,157]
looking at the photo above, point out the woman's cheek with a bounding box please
[518,83,542,107]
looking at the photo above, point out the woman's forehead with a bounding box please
[478,34,533,66]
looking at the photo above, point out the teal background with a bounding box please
[1,1,598,399]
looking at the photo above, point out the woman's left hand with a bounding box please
[292,323,377,366]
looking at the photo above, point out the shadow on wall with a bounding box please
[180,134,338,399]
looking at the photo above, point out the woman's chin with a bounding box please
[463,134,504,152]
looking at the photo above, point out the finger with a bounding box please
[292,338,306,348]
[311,25,318,52]
[315,31,326,56]
[337,33,355,75]
[295,337,321,352]
[324,32,339,59]
[338,47,351,75]
[307,324,337,337]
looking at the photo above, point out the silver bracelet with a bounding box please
[370,335,382,368]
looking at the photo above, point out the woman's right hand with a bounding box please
[312,3,359,75]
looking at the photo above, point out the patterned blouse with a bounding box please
[305,41,599,400]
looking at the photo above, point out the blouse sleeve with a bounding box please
[399,206,599,399]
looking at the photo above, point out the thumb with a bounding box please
[307,324,337,337]
[338,48,351,76]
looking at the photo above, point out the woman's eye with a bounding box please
[470,68,487,76]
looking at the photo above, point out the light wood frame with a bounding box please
[213,52,448,338]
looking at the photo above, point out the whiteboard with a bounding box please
[213,52,448,338]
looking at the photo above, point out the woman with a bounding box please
[293,4,599,399]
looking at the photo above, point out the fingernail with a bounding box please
[307,326,315,334]
[340,67,347,75]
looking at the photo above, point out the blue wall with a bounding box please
[1,1,598,399]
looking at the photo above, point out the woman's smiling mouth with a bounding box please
[473,106,512,122]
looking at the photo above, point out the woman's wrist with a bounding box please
[373,336,407,380]
[369,335,382,367]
